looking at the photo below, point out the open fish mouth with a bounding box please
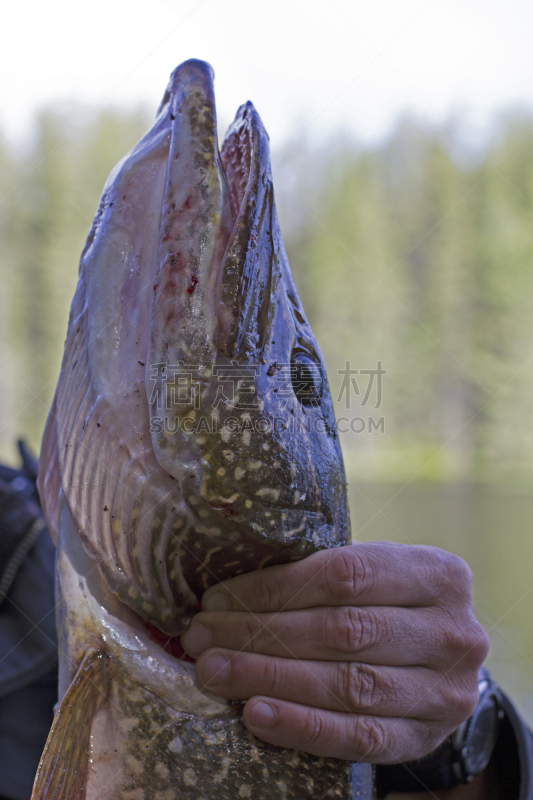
[39,59,350,639]
[151,59,274,359]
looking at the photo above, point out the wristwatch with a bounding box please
[375,668,502,797]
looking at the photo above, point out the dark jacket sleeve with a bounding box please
[491,685,533,800]
[0,458,58,800]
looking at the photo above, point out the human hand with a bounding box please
[181,542,489,764]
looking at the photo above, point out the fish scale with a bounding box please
[33,59,370,798]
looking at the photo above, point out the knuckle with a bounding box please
[404,722,443,762]
[351,715,388,760]
[456,683,479,721]
[255,573,283,611]
[442,622,470,656]
[324,547,376,603]
[240,615,260,650]
[262,656,288,696]
[380,719,442,764]
[353,608,381,651]
[437,674,480,725]
[442,618,489,667]
[416,547,446,602]
[437,551,473,601]
[240,615,271,653]
[418,547,473,605]
[339,663,384,712]
[300,708,327,748]
[466,621,490,665]
[443,625,477,667]
[325,606,379,654]
[444,551,472,586]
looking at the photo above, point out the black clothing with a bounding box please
[0,444,57,800]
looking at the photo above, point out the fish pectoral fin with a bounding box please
[31,649,109,800]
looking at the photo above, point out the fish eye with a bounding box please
[291,353,323,406]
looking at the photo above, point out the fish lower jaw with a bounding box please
[57,500,228,718]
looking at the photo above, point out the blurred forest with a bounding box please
[2,105,533,483]
[1,105,533,720]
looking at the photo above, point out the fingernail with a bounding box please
[202,591,229,612]
[248,700,277,728]
[181,622,211,656]
[201,653,230,685]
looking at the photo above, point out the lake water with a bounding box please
[349,481,533,726]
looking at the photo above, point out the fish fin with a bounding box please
[37,396,61,544]
[31,649,109,800]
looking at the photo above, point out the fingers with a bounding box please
[193,648,478,725]
[201,543,473,614]
[242,697,445,763]
[181,605,489,669]
[186,541,489,765]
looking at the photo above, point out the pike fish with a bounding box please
[33,59,371,799]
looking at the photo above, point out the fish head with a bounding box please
[149,61,349,582]
[40,59,350,637]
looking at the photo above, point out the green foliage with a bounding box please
[2,107,533,482]
[0,106,150,460]
[279,117,533,482]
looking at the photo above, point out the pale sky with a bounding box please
[1,0,532,150]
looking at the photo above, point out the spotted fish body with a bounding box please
[33,61,372,799]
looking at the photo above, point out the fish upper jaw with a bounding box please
[150,59,236,370]
[150,60,280,378]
